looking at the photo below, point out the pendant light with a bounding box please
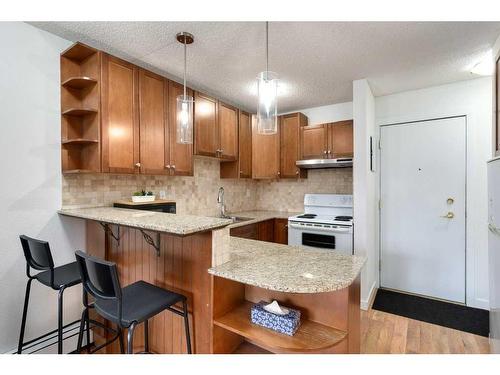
[176,32,195,144]
[257,22,278,135]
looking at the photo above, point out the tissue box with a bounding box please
[250,301,301,336]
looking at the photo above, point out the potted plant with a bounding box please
[131,190,155,203]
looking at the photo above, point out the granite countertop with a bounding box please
[208,237,365,293]
[225,210,301,229]
[58,207,233,236]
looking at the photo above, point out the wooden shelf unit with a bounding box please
[60,42,101,173]
[213,301,347,353]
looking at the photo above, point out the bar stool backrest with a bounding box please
[19,235,55,285]
[75,250,123,322]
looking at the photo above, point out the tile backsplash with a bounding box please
[63,157,353,215]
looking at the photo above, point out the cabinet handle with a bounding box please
[171,165,176,169]
[165,165,171,169]
[328,150,331,154]
[135,162,141,168]
[323,150,327,155]
[277,171,280,176]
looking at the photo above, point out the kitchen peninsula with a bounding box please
[58,207,364,354]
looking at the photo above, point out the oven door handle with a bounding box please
[288,223,352,233]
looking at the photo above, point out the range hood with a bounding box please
[296,158,353,169]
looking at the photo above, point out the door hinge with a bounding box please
[379,260,381,271]
[378,139,381,150]
[378,199,382,210]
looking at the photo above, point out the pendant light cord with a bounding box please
[266,21,269,79]
[183,37,187,98]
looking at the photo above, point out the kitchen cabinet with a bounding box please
[230,223,258,240]
[220,110,252,179]
[194,91,218,157]
[257,219,275,242]
[218,102,239,161]
[168,81,194,176]
[252,115,280,179]
[194,94,239,161]
[300,120,353,160]
[280,113,307,178]
[273,218,288,245]
[101,54,139,174]
[138,69,168,175]
[329,120,354,158]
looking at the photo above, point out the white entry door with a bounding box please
[380,116,466,303]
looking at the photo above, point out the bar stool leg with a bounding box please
[85,309,91,353]
[127,322,137,354]
[57,286,66,354]
[17,279,33,354]
[77,307,87,353]
[118,327,125,354]
[144,320,149,353]
[182,300,192,354]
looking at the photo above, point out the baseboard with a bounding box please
[4,321,92,354]
[361,281,377,311]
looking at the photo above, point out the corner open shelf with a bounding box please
[213,301,347,353]
[62,76,98,89]
[60,42,101,173]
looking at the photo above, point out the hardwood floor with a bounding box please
[234,308,491,354]
[361,308,490,354]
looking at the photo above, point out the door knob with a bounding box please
[447,197,454,205]
[440,212,454,219]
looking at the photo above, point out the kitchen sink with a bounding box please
[218,216,253,223]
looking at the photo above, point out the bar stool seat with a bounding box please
[95,280,186,327]
[35,261,81,289]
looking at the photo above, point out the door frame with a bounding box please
[378,115,468,304]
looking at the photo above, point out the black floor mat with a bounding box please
[372,289,489,337]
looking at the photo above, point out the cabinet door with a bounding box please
[329,120,353,158]
[300,124,328,160]
[238,111,252,178]
[281,113,307,178]
[218,102,239,161]
[168,81,194,176]
[258,220,275,242]
[252,115,280,179]
[194,92,218,157]
[273,218,288,245]
[230,223,258,240]
[138,69,168,175]
[101,54,139,173]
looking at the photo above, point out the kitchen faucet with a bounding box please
[217,187,226,217]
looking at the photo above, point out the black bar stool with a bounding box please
[18,235,85,354]
[75,250,192,354]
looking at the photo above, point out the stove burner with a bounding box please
[297,214,317,219]
[334,216,353,221]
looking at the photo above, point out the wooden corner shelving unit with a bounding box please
[61,42,101,173]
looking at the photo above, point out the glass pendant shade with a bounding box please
[176,94,194,144]
[257,71,278,135]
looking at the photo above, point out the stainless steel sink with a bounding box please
[220,216,253,223]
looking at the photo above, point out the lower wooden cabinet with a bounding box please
[273,218,288,245]
[230,218,287,245]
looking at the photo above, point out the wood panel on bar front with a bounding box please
[85,221,213,353]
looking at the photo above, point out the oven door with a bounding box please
[288,221,353,255]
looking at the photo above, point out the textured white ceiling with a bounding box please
[30,21,500,113]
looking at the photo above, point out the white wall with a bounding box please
[282,101,352,125]
[353,80,379,309]
[376,77,493,309]
[0,22,86,353]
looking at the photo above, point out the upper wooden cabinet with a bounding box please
[101,54,139,174]
[329,120,354,158]
[218,102,239,161]
[138,69,168,175]
[194,93,239,161]
[301,124,328,160]
[168,81,194,176]
[300,120,353,160]
[280,113,307,178]
[252,115,280,179]
[220,110,252,179]
[194,92,218,157]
